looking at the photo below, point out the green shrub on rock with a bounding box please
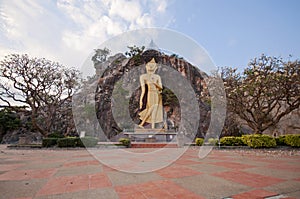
[243,134,276,148]
[195,138,204,146]
[119,138,131,147]
[219,136,246,146]
[285,134,300,147]
[42,138,58,147]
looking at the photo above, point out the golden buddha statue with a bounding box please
[138,58,163,129]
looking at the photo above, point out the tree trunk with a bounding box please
[254,128,262,135]
[31,110,48,137]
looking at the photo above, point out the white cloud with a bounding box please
[130,13,153,30]
[0,0,171,69]
[108,0,142,23]
[0,1,67,60]
[155,0,167,12]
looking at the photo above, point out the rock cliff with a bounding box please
[94,49,210,140]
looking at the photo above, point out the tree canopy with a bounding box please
[222,55,300,134]
[0,54,81,136]
[91,47,110,64]
[125,45,145,58]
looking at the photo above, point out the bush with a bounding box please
[195,138,204,146]
[57,137,78,147]
[78,136,98,147]
[243,134,276,148]
[119,138,131,147]
[219,136,246,146]
[208,138,219,145]
[43,136,99,148]
[42,138,58,147]
[285,134,300,147]
[275,135,287,146]
[47,132,64,138]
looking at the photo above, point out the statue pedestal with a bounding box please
[123,129,178,143]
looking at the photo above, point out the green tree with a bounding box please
[124,45,145,65]
[125,45,145,58]
[222,55,300,134]
[0,107,21,142]
[0,54,81,137]
[91,47,111,64]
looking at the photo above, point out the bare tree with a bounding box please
[0,54,80,137]
[222,55,300,134]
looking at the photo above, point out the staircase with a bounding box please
[131,142,178,148]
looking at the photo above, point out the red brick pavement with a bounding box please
[212,170,285,187]
[0,145,299,199]
[232,189,278,199]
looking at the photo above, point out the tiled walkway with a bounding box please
[0,145,299,199]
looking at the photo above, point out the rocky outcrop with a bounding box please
[95,50,210,139]
[94,53,126,76]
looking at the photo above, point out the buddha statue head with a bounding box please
[146,58,157,74]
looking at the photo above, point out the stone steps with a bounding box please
[131,142,178,148]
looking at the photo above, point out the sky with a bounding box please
[0,0,299,71]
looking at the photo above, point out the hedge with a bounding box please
[57,137,79,147]
[78,136,99,147]
[42,136,99,148]
[219,136,246,146]
[47,132,64,138]
[42,138,58,147]
[208,138,219,145]
[275,135,287,146]
[243,134,276,148]
[119,138,131,147]
[285,134,300,147]
[195,138,204,146]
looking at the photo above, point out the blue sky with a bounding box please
[167,0,300,68]
[0,0,299,70]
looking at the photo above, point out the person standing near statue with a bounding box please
[139,58,164,129]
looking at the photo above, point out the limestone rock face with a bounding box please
[94,53,127,77]
[95,50,210,140]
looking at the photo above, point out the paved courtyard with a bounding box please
[0,145,299,199]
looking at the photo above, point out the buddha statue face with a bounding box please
[146,58,157,74]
